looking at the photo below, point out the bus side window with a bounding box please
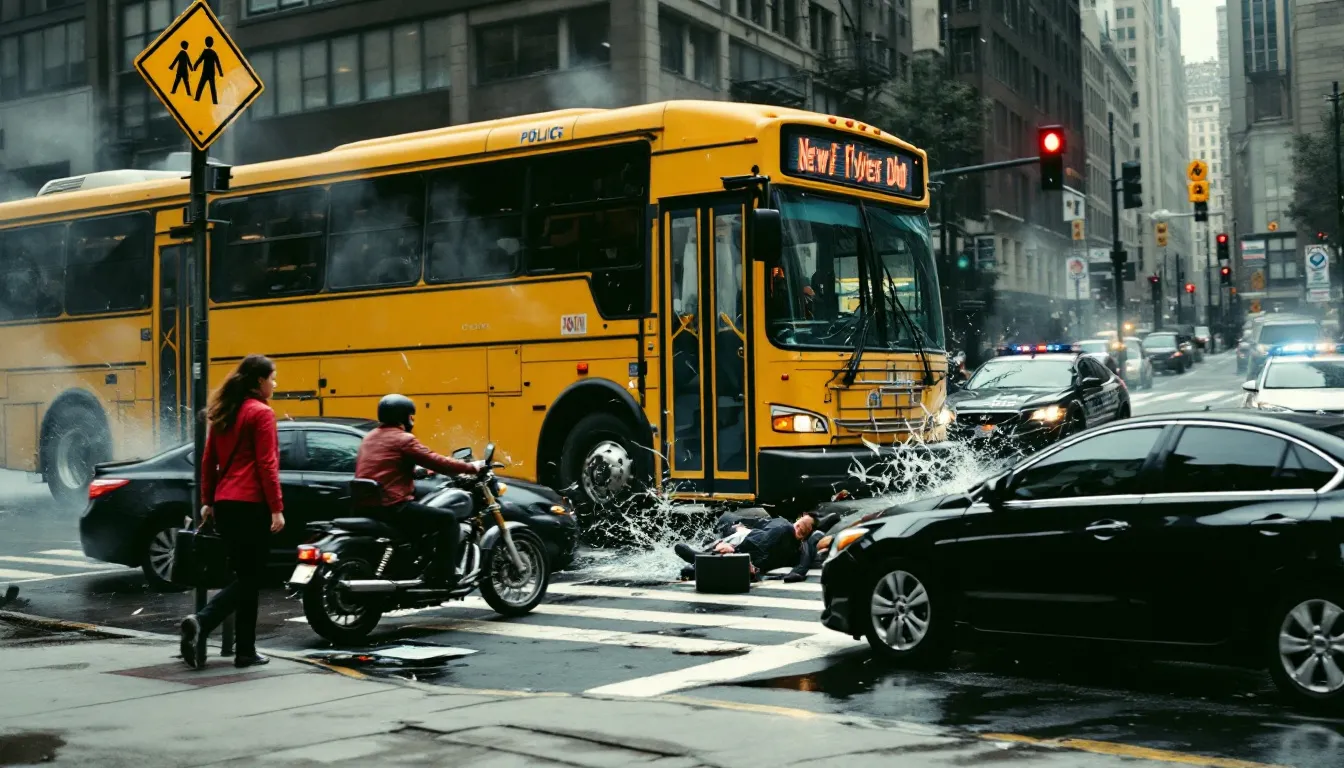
[0,224,65,321]
[211,189,327,302]
[426,162,523,284]
[327,174,425,291]
[67,213,151,315]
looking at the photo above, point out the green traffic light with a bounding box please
[957,255,970,269]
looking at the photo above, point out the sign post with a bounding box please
[134,0,262,668]
[1306,245,1332,303]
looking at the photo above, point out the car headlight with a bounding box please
[1256,401,1291,412]
[771,405,829,433]
[1256,344,1269,354]
[825,527,869,561]
[548,504,573,516]
[1029,404,1065,422]
[933,406,955,427]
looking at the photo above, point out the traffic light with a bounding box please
[1156,221,1169,247]
[1148,273,1160,300]
[1216,232,1229,261]
[1121,161,1142,209]
[1038,125,1065,191]
[956,253,971,270]
[1319,231,1330,242]
[1148,274,1160,285]
[1185,283,1196,294]
[1194,201,1208,222]
[1219,265,1231,285]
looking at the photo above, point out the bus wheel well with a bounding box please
[536,381,652,492]
[39,390,112,508]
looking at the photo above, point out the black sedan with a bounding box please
[947,344,1130,454]
[820,410,1344,708]
[79,418,580,589]
[1142,331,1190,374]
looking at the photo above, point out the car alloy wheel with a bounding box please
[1277,598,1344,696]
[870,569,931,652]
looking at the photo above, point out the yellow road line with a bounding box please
[982,733,1290,768]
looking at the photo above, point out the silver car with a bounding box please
[1241,347,1344,414]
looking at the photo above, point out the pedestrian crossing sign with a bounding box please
[134,0,264,151]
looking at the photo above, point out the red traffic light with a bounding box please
[1216,233,1228,244]
[1319,232,1329,241]
[1185,283,1196,294]
[1148,274,1160,284]
[1220,266,1231,276]
[1039,127,1065,155]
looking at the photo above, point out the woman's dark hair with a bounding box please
[206,354,275,432]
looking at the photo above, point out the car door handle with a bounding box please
[311,483,343,494]
[1251,514,1299,528]
[1086,519,1130,535]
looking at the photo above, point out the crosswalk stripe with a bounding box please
[0,555,118,569]
[415,618,752,654]
[38,549,89,558]
[669,579,823,595]
[437,596,821,633]
[1190,392,1226,403]
[549,582,820,611]
[1148,392,1188,402]
[0,567,51,579]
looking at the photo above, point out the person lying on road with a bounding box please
[673,511,832,583]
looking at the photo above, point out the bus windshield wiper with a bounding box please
[842,311,873,386]
[860,207,935,388]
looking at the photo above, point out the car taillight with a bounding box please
[297,545,322,563]
[87,478,130,499]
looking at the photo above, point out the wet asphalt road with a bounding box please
[4,354,1343,768]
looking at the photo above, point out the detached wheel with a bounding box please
[558,412,644,514]
[861,560,951,667]
[42,404,111,511]
[142,522,188,592]
[302,559,383,646]
[1267,591,1344,710]
[481,529,549,617]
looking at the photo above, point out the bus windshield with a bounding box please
[768,188,943,352]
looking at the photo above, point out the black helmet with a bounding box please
[377,394,416,431]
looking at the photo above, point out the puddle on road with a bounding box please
[0,731,64,766]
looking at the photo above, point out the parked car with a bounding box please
[819,410,1344,708]
[79,418,580,589]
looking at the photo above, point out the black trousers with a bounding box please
[387,501,459,580]
[195,501,270,657]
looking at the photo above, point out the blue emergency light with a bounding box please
[996,342,1081,356]
[1268,343,1344,357]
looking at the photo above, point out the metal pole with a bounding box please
[1108,112,1125,369]
[1331,82,1342,331]
[189,143,210,669]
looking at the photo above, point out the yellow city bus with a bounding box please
[0,100,951,511]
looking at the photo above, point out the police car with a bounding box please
[1241,343,1344,415]
[947,342,1130,452]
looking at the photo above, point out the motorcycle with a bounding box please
[287,443,550,645]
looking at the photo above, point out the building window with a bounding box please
[0,19,84,101]
[569,5,611,67]
[809,3,835,53]
[247,0,339,16]
[120,0,191,71]
[477,16,559,82]
[660,10,717,87]
[250,17,453,120]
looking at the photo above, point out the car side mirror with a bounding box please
[749,208,782,263]
[1081,375,1102,387]
[1241,380,1258,392]
[981,474,1009,511]
[483,443,496,464]
[452,447,473,460]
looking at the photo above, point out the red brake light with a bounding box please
[297,545,322,563]
[87,478,130,499]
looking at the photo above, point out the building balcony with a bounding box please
[816,38,894,91]
[728,75,808,108]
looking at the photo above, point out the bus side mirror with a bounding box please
[750,208,781,263]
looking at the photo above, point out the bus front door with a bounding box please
[661,200,753,498]
[155,239,194,447]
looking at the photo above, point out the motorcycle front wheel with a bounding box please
[480,529,549,617]
[302,559,384,646]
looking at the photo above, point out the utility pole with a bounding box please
[1329,82,1342,328]
[1108,112,1126,369]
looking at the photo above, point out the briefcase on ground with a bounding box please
[171,524,232,589]
[694,553,751,594]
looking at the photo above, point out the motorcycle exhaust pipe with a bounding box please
[340,579,421,593]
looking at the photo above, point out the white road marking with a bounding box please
[548,582,819,611]
[0,555,119,569]
[6,567,136,584]
[37,549,89,558]
[416,617,752,655]
[1128,392,1158,404]
[0,567,52,579]
[420,596,822,634]
[585,631,861,697]
[670,579,824,595]
[1190,392,1226,403]
[1148,392,1189,402]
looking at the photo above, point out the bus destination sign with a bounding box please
[781,126,924,200]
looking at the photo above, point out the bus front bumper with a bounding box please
[757,440,960,504]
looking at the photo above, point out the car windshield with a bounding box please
[768,188,944,351]
[1077,340,1108,354]
[1146,334,1177,350]
[1196,326,1210,336]
[1264,360,1344,389]
[1259,324,1321,346]
[966,359,1074,390]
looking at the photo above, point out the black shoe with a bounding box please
[674,543,698,564]
[235,653,270,668]
[179,616,202,670]
[679,565,695,581]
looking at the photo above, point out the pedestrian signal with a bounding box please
[1219,265,1231,285]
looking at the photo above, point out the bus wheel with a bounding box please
[42,404,110,511]
[559,413,641,514]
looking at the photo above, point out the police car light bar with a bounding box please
[997,342,1081,355]
[1268,343,1344,357]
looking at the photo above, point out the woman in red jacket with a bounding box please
[179,354,284,669]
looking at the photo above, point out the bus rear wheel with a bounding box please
[42,403,110,511]
[559,412,642,516]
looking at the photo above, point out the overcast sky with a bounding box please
[1173,0,1220,63]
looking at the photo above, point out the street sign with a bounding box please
[1088,247,1109,263]
[1268,221,1279,232]
[1066,255,1087,300]
[1186,159,1209,182]
[1187,180,1209,203]
[1250,300,1261,313]
[134,0,264,151]
[1062,188,1085,222]
[1305,245,1331,302]
[1071,219,1085,241]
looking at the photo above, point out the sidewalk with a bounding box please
[0,613,1191,767]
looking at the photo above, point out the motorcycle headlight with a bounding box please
[1030,404,1065,422]
[771,405,829,433]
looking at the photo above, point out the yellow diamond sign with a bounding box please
[134,0,264,151]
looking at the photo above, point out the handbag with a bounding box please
[170,430,242,589]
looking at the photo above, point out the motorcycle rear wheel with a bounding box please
[480,529,549,617]
[302,559,384,646]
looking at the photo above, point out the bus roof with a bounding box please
[0,100,927,226]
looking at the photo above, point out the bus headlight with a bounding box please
[771,405,829,433]
[934,407,956,427]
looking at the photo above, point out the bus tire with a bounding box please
[41,402,111,511]
[558,412,643,515]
